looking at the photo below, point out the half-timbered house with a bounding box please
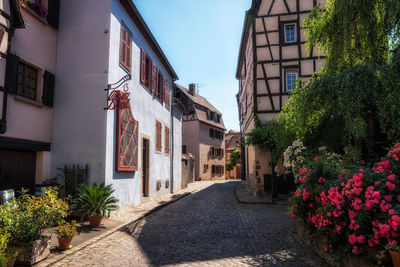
[236,0,325,195]
[51,0,182,207]
[0,0,59,193]
[174,83,226,181]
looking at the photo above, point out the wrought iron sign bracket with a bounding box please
[104,74,131,110]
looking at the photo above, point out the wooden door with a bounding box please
[0,149,36,193]
[141,138,149,197]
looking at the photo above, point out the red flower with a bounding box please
[388,174,396,182]
[348,234,357,245]
[386,181,396,191]
[318,177,326,183]
[290,212,296,218]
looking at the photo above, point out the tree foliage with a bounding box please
[278,51,400,163]
[226,149,241,171]
[305,0,400,74]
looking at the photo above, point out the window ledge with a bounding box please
[22,6,48,25]
[14,95,44,107]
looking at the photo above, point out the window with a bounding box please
[209,128,214,138]
[116,91,139,171]
[120,23,132,72]
[210,147,223,157]
[156,120,162,152]
[140,49,152,89]
[182,145,186,154]
[157,72,163,101]
[284,23,297,43]
[216,115,221,123]
[165,126,170,155]
[203,164,208,172]
[17,61,38,100]
[286,71,298,92]
[212,165,224,174]
[164,82,171,110]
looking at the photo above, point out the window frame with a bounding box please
[119,22,132,73]
[285,70,299,92]
[17,61,38,101]
[284,23,297,43]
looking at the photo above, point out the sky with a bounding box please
[134,0,252,132]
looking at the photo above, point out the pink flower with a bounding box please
[388,174,396,182]
[290,212,296,218]
[345,150,349,154]
[295,190,301,196]
[387,181,396,191]
[299,177,306,183]
[374,181,381,187]
[389,209,396,215]
[314,157,318,161]
[384,195,393,202]
[348,234,357,245]
[318,177,326,183]
[299,168,306,175]
[389,240,398,246]
[357,235,366,244]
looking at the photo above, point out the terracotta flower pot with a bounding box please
[89,214,103,227]
[57,237,73,250]
[390,250,400,267]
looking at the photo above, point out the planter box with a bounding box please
[9,236,51,265]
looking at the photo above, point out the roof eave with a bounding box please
[120,0,178,80]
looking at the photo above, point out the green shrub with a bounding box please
[0,187,69,243]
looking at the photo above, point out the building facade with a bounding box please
[236,0,324,195]
[51,0,182,207]
[225,130,241,180]
[0,0,59,193]
[175,83,226,181]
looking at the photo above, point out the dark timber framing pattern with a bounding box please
[252,0,325,115]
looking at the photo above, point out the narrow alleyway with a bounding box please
[47,181,323,267]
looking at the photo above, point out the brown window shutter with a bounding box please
[151,62,157,93]
[126,33,132,69]
[140,49,146,84]
[165,83,170,109]
[165,126,170,154]
[120,27,126,65]
[162,77,166,103]
[156,121,162,152]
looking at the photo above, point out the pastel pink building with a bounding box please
[0,0,59,193]
[175,83,226,181]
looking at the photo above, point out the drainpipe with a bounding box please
[170,80,177,194]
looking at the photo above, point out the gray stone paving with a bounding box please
[46,181,324,267]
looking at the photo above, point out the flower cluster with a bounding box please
[290,143,400,259]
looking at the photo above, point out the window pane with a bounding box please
[285,24,296,43]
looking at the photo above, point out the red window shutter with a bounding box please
[151,63,156,93]
[140,49,146,84]
[156,121,162,152]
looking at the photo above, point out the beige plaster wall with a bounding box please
[182,120,200,178]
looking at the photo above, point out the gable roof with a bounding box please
[225,130,240,151]
[175,83,225,130]
[120,0,178,80]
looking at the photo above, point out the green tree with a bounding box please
[305,0,400,74]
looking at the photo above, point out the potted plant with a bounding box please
[72,183,118,228]
[385,244,400,267]
[0,187,69,265]
[55,220,77,250]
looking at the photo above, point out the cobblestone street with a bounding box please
[47,181,323,267]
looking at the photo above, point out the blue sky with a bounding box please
[134,0,251,131]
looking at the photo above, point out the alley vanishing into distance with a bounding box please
[44,181,323,267]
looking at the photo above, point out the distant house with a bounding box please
[51,0,182,206]
[236,0,325,195]
[0,0,59,193]
[225,130,241,180]
[174,83,226,181]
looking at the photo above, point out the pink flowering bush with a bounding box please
[290,143,400,260]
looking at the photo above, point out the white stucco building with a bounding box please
[51,0,182,206]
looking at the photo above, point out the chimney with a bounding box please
[189,83,196,96]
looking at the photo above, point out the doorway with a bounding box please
[142,138,149,198]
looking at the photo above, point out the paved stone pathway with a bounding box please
[46,181,323,267]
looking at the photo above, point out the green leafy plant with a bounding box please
[55,220,78,239]
[0,228,18,267]
[226,149,241,171]
[0,187,69,243]
[71,183,118,217]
